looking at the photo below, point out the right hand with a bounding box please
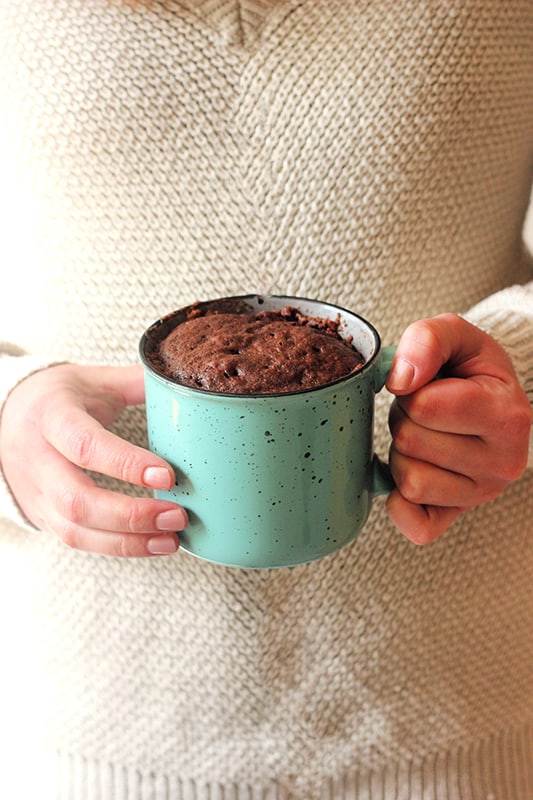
[0,363,188,557]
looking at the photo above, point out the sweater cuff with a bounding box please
[464,283,533,467]
[0,351,57,529]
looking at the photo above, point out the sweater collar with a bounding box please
[168,0,291,47]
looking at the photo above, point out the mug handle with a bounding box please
[370,345,397,497]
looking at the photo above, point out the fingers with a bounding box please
[391,377,530,482]
[386,491,464,546]
[41,403,175,490]
[384,314,532,544]
[0,362,187,558]
[55,481,188,535]
[55,524,180,558]
[388,445,507,509]
[394,374,529,440]
[40,455,187,557]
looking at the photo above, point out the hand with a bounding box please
[0,363,188,557]
[385,313,532,544]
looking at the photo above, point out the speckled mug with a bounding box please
[139,295,395,569]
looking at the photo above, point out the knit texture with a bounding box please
[1,2,533,798]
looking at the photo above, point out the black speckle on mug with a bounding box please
[304,452,311,459]
[320,420,328,426]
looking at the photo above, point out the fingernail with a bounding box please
[147,535,178,555]
[156,508,187,531]
[388,358,415,392]
[143,466,173,490]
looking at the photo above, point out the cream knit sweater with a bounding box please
[1,2,533,799]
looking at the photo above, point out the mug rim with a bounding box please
[139,293,382,399]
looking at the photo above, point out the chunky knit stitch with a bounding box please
[1,2,533,798]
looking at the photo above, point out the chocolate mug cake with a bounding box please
[148,303,366,394]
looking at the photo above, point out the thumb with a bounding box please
[108,364,146,406]
[84,364,147,406]
[386,313,482,396]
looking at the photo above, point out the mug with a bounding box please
[139,294,395,569]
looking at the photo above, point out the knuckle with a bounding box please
[413,507,457,545]
[396,470,425,505]
[125,500,149,532]
[56,519,81,550]
[392,423,416,457]
[115,535,143,558]
[406,392,437,426]
[68,427,95,468]
[57,489,85,525]
[411,526,436,546]
[115,536,130,558]
[494,456,527,484]
[113,448,141,484]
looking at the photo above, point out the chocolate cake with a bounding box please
[149,305,365,394]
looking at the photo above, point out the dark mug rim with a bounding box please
[138,293,382,398]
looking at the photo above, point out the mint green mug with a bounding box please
[139,295,395,569]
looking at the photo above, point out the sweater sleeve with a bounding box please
[464,279,533,467]
[0,346,58,528]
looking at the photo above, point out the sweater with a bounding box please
[1,2,533,798]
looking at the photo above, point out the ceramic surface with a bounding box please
[140,295,395,569]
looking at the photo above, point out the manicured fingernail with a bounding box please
[143,466,173,489]
[156,508,187,531]
[388,358,415,392]
[147,535,178,555]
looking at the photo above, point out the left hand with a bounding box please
[385,313,532,544]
